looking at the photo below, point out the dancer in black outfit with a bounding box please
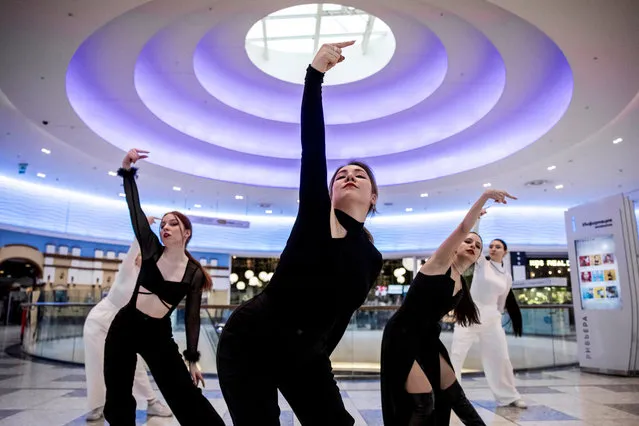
[103,149,224,426]
[217,41,382,426]
[381,188,516,426]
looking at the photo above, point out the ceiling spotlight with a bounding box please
[547,165,556,171]
[265,209,273,214]
[483,183,492,188]
[405,207,413,212]
[420,193,429,198]
[118,193,126,197]
[235,195,244,200]
[36,173,46,178]
[194,204,202,208]
[555,184,564,190]
[108,171,117,177]
[172,186,181,191]
[41,148,51,154]
[613,138,623,144]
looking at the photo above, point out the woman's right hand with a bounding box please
[311,41,355,73]
[122,148,149,170]
[483,189,517,205]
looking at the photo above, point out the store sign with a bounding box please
[528,259,570,268]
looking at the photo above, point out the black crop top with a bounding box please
[118,167,205,363]
[263,66,383,355]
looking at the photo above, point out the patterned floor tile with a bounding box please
[0,410,21,421]
[53,375,86,382]
[606,404,639,416]
[517,386,565,394]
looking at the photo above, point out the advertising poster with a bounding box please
[575,235,622,310]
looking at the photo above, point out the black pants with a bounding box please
[103,305,224,426]
[217,296,353,426]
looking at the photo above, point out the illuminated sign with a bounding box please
[528,259,570,268]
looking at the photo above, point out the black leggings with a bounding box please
[103,306,224,426]
[217,299,353,426]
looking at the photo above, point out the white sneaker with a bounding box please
[509,399,528,409]
[85,407,104,421]
[147,399,173,417]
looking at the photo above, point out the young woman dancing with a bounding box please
[103,149,224,425]
[217,41,382,426]
[381,189,516,425]
[83,232,171,421]
[451,238,526,408]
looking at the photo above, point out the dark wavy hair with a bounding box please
[454,231,482,326]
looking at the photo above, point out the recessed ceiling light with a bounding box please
[36,173,46,178]
[555,184,564,190]
[108,171,117,177]
[265,209,273,214]
[547,165,556,171]
[118,193,126,197]
[483,183,492,188]
[41,148,51,154]
[420,193,429,198]
[613,138,623,144]
[194,204,202,208]
[405,207,413,212]
[235,195,244,200]
[172,186,181,191]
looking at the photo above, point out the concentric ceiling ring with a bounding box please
[66,0,573,187]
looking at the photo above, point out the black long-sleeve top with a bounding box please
[118,167,205,362]
[263,66,383,355]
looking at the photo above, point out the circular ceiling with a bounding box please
[64,0,573,189]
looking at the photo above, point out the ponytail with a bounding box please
[454,276,480,326]
[186,250,212,291]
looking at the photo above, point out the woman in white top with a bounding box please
[450,238,527,408]
[83,216,171,421]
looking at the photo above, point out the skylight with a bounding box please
[245,3,395,85]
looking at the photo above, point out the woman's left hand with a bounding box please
[189,363,205,388]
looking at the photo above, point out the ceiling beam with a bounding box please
[361,16,375,55]
[265,10,367,20]
[261,19,269,60]
[313,4,323,53]
[246,31,386,43]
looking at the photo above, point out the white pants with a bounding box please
[450,317,521,405]
[83,299,156,410]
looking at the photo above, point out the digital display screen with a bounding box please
[575,235,622,310]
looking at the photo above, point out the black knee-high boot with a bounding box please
[442,382,485,425]
[408,392,435,426]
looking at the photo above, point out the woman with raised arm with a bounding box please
[217,41,382,426]
[83,228,171,421]
[103,149,224,426]
[381,189,516,426]
[451,238,527,408]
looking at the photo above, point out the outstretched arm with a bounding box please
[298,42,355,214]
[423,189,516,273]
[118,149,161,260]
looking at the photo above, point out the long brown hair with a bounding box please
[163,211,212,291]
[454,231,482,326]
[328,160,378,242]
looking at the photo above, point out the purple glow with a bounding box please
[135,11,505,159]
[192,13,447,124]
[66,1,572,188]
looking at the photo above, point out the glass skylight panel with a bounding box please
[265,17,316,39]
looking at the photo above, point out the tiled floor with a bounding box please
[1,328,638,425]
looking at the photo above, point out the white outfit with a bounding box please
[83,240,156,411]
[450,256,521,405]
